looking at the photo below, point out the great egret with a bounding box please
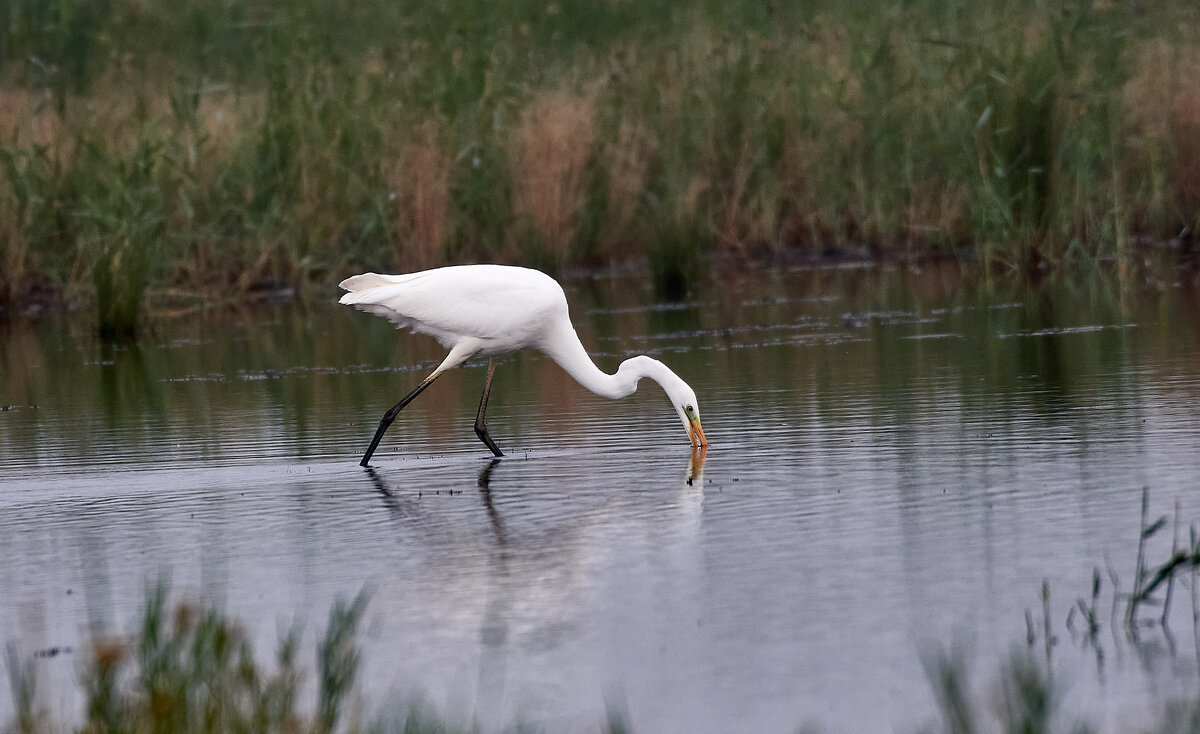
[338,264,706,466]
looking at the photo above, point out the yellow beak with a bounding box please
[688,416,707,449]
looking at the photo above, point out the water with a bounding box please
[2,264,1199,732]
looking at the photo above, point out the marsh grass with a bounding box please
[920,489,1200,734]
[1015,489,1200,650]
[1125,489,1200,631]
[509,90,596,269]
[0,0,1196,316]
[85,134,169,338]
[0,154,29,303]
[3,583,638,734]
[596,119,652,258]
[392,120,452,270]
[920,647,1074,734]
[28,583,370,734]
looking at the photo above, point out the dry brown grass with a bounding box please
[713,133,781,254]
[777,133,827,248]
[392,118,452,270]
[599,117,652,254]
[1124,39,1180,140]
[1124,38,1200,221]
[0,90,51,301]
[0,176,27,302]
[509,90,596,260]
[1170,80,1200,217]
[0,74,251,183]
[195,91,261,158]
[0,88,63,148]
[905,180,970,249]
[0,87,77,173]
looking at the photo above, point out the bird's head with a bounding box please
[666,378,706,450]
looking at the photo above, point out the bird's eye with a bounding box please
[684,404,694,415]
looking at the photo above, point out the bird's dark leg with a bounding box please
[473,358,505,457]
[359,371,442,467]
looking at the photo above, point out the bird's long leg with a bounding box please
[359,370,442,467]
[359,341,481,467]
[473,357,505,457]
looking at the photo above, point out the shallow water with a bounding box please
[2,264,1200,732]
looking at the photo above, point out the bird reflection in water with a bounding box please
[476,459,506,546]
[477,458,502,491]
[364,461,507,547]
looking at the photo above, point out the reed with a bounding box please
[3,582,642,734]
[0,0,1196,316]
[509,90,596,268]
[66,582,366,734]
[596,118,652,257]
[392,119,452,270]
[1126,489,1200,631]
[0,155,29,303]
[86,133,167,338]
[922,648,1074,734]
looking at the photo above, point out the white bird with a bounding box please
[338,264,706,466]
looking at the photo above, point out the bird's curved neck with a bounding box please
[541,323,656,399]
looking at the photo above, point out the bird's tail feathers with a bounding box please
[338,272,396,293]
[339,272,424,305]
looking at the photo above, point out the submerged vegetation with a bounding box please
[0,0,1197,330]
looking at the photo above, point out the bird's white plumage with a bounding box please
[339,264,706,455]
[339,265,565,357]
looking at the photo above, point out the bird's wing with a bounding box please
[338,266,564,350]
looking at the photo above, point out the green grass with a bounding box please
[0,0,1197,328]
[64,583,368,734]
[2,582,627,734]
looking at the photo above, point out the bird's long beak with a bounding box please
[688,416,706,449]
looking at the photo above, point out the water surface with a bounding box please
[2,264,1199,732]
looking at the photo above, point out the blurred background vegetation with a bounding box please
[0,0,1196,333]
